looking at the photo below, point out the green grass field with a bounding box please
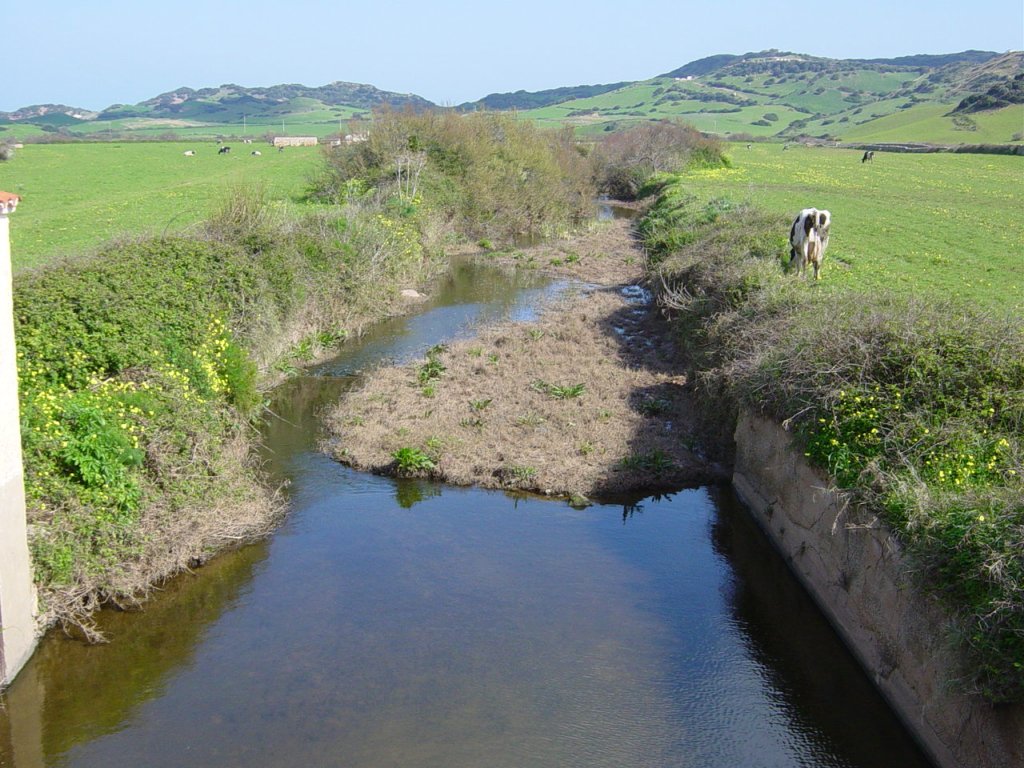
[680,144,1024,312]
[0,142,325,269]
[836,103,1024,144]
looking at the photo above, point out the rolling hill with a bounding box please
[1,50,1021,145]
[518,49,1024,144]
[0,81,437,141]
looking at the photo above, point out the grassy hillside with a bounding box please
[1,142,324,269]
[832,103,1024,144]
[520,51,1023,144]
[673,144,1023,312]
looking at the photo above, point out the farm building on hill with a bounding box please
[273,136,318,148]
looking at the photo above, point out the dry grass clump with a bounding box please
[325,288,728,502]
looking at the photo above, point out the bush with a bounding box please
[590,120,728,199]
[313,108,595,243]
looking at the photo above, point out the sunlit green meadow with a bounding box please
[0,141,326,269]
[681,144,1024,312]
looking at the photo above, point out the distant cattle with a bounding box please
[789,208,832,280]
[218,146,231,155]
[861,150,875,163]
[251,150,262,156]
[243,139,253,144]
[183,150,196,157]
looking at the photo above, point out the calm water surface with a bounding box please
[0,262,933,767]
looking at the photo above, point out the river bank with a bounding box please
[324,219,732,501]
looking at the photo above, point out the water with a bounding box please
[0,260,933,767]
[596,197,640,222]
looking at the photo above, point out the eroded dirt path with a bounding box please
[324,219,730,501]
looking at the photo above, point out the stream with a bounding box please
[0,259,933,767]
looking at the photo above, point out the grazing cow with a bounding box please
[789,208,832,280]
[218,146,231,155]
[251,150,262,156]
[861,150,875,163]
[183,150,196,157]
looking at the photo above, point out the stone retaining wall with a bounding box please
[732,410,1023,768]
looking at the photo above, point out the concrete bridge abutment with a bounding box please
[0,192,37,689]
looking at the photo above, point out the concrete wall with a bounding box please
[0,209,36,689]
[732,410,1023,768]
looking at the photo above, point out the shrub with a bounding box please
[590,120,728,199]
[314,108,595,243]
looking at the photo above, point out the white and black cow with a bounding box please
[789,208,832,280]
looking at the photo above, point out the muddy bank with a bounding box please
[324,220,731,501]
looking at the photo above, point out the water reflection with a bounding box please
[596,198,640,222]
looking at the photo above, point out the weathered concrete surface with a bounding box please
[0,202,37,689]
[733,410,1024,768]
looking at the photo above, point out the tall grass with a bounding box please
[643,175,1024,702]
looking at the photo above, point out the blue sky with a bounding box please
[3,0,1022,111]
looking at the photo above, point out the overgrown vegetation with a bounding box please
[14,185,436,632]
[642,175,1024,702]
[312,108,595,244]
[589,121,728,199]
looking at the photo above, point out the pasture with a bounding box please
[0,142,324,270]
[683,144,1024,312]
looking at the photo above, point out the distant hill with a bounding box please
[98,81,436,121]
[1,51,1021,145]
[849,50,999,68]
[458,83,630,112]
[0,103,96,122]
[517,49,1023,145]
[0,81,437,141]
